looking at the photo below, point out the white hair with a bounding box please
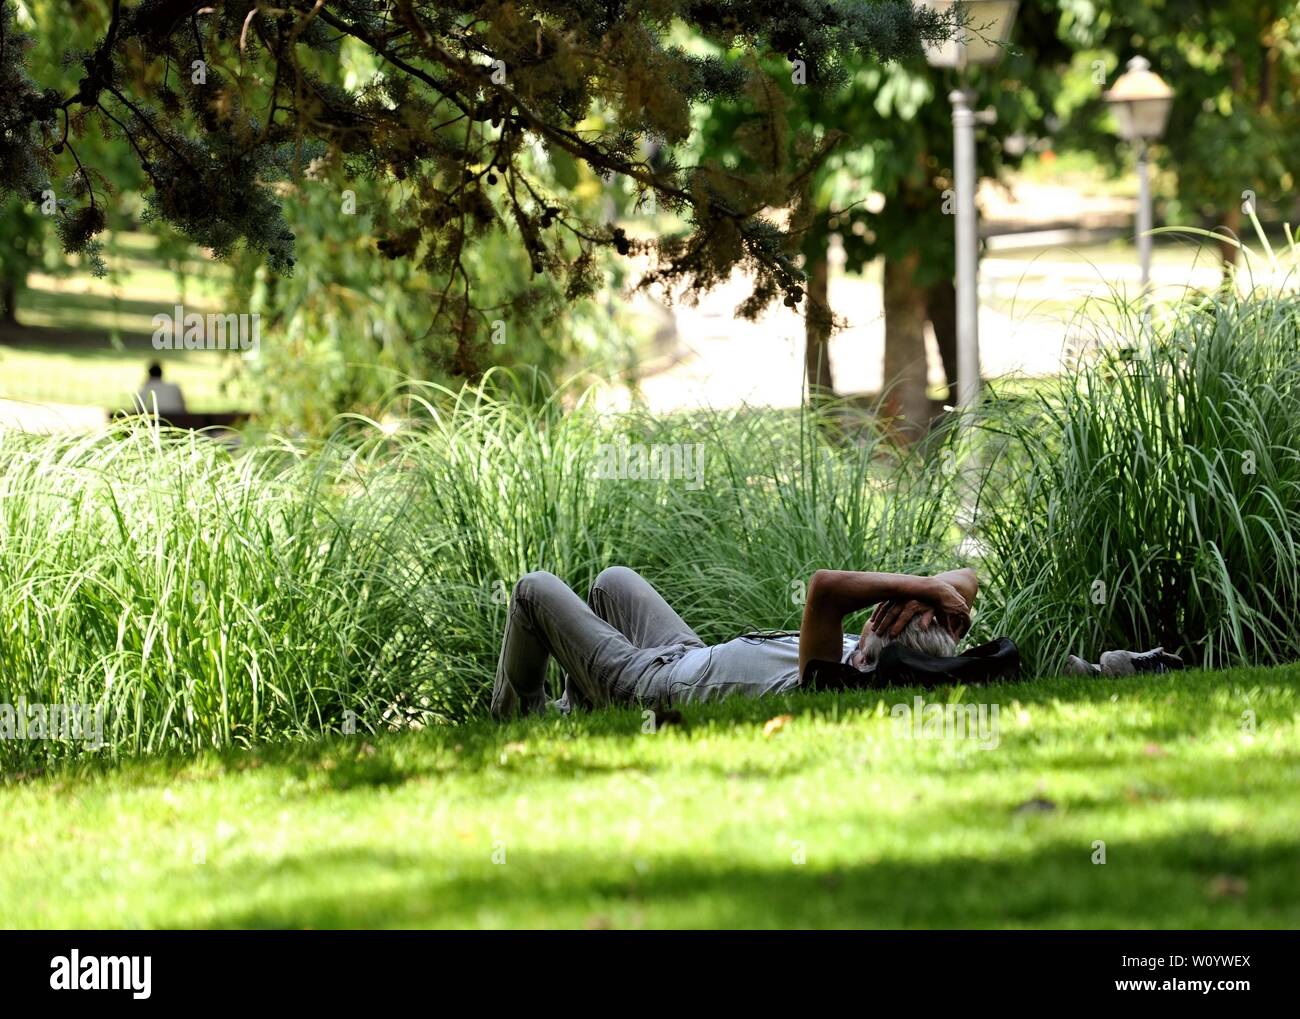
[859,615,958,666]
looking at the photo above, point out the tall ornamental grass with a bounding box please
[0,423,442,767]
[974,291,1300,675]
[0,380,953,767]
[8,287,1300,769]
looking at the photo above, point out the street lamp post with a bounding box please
[923,1,1019,411]
[1104,56,1173,290]
[949,84,980,412]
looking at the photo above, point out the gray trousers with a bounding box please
[490,566,704,718]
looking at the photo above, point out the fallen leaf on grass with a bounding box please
[763,714,793,738]
[1124,784,1170,803]
[1207,875,1248,900]
[499,740,528,765]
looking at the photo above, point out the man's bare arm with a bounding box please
[933,567,978,608]
[798,570,939,677]
[870,567,979,638]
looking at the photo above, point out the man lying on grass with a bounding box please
[493,565,987,717]
[491,566,1187,717]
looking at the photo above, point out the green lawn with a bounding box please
[0,338,245,412]
[0,231,244,411]
[2,664,1297,929]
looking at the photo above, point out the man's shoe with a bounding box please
[1098,647,1184,677]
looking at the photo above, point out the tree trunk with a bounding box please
[882,250,932,439]
[803,248,835,400]
[925,275,958,409]
[1218,204,1242,277]
[0,276,17,327]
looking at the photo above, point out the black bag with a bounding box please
[802,637,1020,691]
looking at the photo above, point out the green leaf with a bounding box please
[550,147,579,190]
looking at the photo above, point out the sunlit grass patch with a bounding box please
[1,664,1295,928]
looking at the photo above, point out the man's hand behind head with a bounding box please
[869,579,970,641]
[927,579,971,639]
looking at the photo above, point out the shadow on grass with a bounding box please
[20,288,210,321]
[6,664,1297,789]
[0,319,227,352]
[179,831,1299,929]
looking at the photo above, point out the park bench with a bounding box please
[110,409,249,432]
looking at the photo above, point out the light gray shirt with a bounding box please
[135,380,187,415]
[548,632,860,714]
[655,632,859,704]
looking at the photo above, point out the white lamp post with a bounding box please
[1104,56,1173,289]
[923,0,1019,411]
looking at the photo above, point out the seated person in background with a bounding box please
[134,361,187,416]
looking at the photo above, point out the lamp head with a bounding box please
[1104,56,1173,142]
[921,1,1020,70]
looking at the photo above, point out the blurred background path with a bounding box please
[0,163,1231,429]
